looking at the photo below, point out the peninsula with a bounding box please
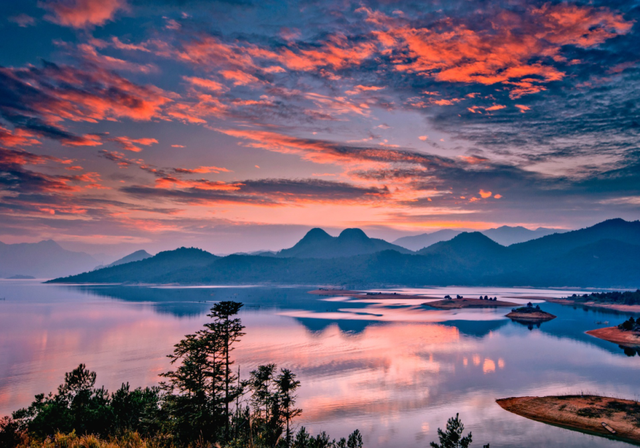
[497,395,640,445]
[586,317,640,347]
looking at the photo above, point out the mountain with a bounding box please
[393,226,567,251]
[107,250,152,267]
[50,247,218,283]
[277,228,412,258]
[509,218,640,261]
[393,229,462,251]
[0,240,97,279]
[49,219,640,288]
[481,226,566,246]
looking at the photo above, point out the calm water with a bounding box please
[1,280,639,447]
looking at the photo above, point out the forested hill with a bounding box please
[49,219,640,288]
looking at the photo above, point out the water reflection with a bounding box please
[1,281,639,447]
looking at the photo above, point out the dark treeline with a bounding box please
[567,290,640,305]
[0,302,363,448]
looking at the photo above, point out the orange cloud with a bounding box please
[62,134,103,147]
[183,76,226,92]
[362,4,631,96]
[110,136,158,152]
[479,189,492,199]
[0,126,41,147]
[173,166,231,174]
[220,70,261,86]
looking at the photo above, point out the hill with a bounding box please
[107,250,152,267]
[277,228,412,258]
[49,247,217,284]
[0,240,97,279]
[49,219,640,288]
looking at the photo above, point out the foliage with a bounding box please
[430,414,489,448]
[618,317,640,332]
[4,301,362,448]
[568,290,640,305]
[511,303,542,313]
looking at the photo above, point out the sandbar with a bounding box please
[309,289,440,300]
[497,395,640,445]
[586,326,640,347]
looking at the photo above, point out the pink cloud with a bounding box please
[40,0,128,29]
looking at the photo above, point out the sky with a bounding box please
[0,0,639,257]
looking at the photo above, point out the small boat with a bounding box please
[601,422,616,434]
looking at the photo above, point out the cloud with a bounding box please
[40,0,128,29]
[0,147,101,195]
[122,177,390,206]
[110,136,158,152]
[0,126,41,147]
[183,76,226,92]
[0,62,171,146]
[9,14,36,27]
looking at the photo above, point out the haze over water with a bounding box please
[1,280,639,447]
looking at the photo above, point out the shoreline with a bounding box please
[497,395,640,445]
[546,298,640,313]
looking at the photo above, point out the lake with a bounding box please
[1,280,639,447]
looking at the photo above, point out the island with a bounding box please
[547,290,640,313]
[424,297,517,309]
[497,395,640,445]
[586,317,640,347]
[506,303,556,322]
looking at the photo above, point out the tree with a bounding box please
[276,368,302,446]
[205,301,245,439]
[160,301,245,443]
[249,364,277,420]
[430,414,489,448]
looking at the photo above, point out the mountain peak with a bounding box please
[453,231,502,246]
[300,228,332,242]
[338,228,368,241]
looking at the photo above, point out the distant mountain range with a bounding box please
[393,226,567,250]
[49,218,640,288]
[0,240,98,279]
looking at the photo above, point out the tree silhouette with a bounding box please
[161,301,245,442]
[276,368,302,446]
[430,414,489,448]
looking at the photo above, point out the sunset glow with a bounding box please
[0,0,638,255]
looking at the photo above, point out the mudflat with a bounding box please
[309,289,440,300]
[497,395,640,445]
[424,298,517,309]
[586,326,640,347]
